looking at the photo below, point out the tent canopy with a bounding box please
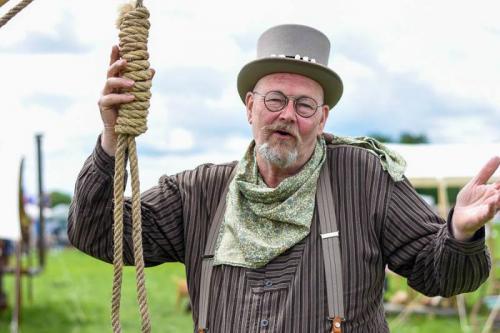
[0,146,21,240]
[387,142,500,185]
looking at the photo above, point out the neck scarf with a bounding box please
[214,137,326,269]
[327,134,406,181]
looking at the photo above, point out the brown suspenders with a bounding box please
[197,159,345,333]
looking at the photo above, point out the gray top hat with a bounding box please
[237,24,343,109]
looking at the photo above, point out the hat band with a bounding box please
[269,54,317,63]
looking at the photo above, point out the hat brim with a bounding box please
[237,57,343,109]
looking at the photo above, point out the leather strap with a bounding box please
[197,166,236,332]
[331,316,343,333]
[317,160,345,332]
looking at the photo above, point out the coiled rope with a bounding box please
[0,0,34,28]
[112,1,152,332]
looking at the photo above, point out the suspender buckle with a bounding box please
[330,316,344,333]
[321,231,339,239]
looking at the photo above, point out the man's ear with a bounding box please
[317,104,330,135]
[245,92,254,124]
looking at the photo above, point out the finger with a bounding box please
[150,68,156,79]
[472,156,500,185]
[109,45,120,66]
[99,93,135,108]
[107,58,127,79]
[102,77,135,95]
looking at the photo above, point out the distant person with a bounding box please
[68,24,498,332]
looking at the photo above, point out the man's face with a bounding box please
[245,73,329,170]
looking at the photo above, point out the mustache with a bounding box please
[261,123,299,140]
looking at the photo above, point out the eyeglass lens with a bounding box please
[263,91,318,118]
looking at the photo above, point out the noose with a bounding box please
[112,1,152,332]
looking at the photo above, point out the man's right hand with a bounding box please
[97,45,135,156]
[98,45,136,156]
[99,45,155,156]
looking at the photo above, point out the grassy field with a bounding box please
[0,249,193,333]
[0,247,494,332]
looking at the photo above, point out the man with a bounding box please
[69,24,498,332]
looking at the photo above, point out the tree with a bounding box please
[367,133,393,143]
[367,132,430,144]
[398,132,429,144]
[49,191,72,207]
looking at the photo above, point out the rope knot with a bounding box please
[115,4,152,137]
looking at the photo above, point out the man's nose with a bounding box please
[278,99,296,121]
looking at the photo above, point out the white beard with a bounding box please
[257,142,298,169]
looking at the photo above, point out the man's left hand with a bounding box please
[452,156,500,241]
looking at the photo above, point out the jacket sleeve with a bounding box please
[382,177,491,297]
[67,137,185,266]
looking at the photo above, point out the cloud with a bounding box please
[153,67,229,99]
[327,64,500,144]
[23,93,74,112]
[138,127,195,156]
[0,10,89,54]
[1,0,499,196]
[428,115,500,143]
[0,28,89,54]
[326,34,500,143]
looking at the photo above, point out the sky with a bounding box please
[0,0,499,197]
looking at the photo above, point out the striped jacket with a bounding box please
[68,136,490,332]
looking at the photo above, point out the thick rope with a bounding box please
[0,0,11,8]
[111,2,152,333]
[0,0,33,28]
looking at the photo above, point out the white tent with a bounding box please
[386,142,500,217]
[0,145,22,241]
[0,134,32,241]
[387,142,500,181]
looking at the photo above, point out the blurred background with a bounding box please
[0,0,499,332]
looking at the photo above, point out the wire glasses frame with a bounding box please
[252,91,324,118]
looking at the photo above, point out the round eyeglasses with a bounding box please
[252,91,323,118]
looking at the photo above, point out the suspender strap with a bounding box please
[317,161,345,332]
[197,257,213,332]
[197,166,237,332]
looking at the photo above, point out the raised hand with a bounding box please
[452,156,500,241]
[98,45,154,156]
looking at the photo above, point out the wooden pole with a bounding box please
[10,241,22,333]
[437,179,449,219]
[35,134,46,269]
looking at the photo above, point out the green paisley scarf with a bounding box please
[213,137,327,269]
[327,134,407,181]
[213,134,407,269]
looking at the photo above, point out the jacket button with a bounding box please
[260,319,269,327]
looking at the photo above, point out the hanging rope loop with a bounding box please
[111,1,153,333]
[115,3,152,137]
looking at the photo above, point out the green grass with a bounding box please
[0,249,193,333]
[0,246,496,332]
